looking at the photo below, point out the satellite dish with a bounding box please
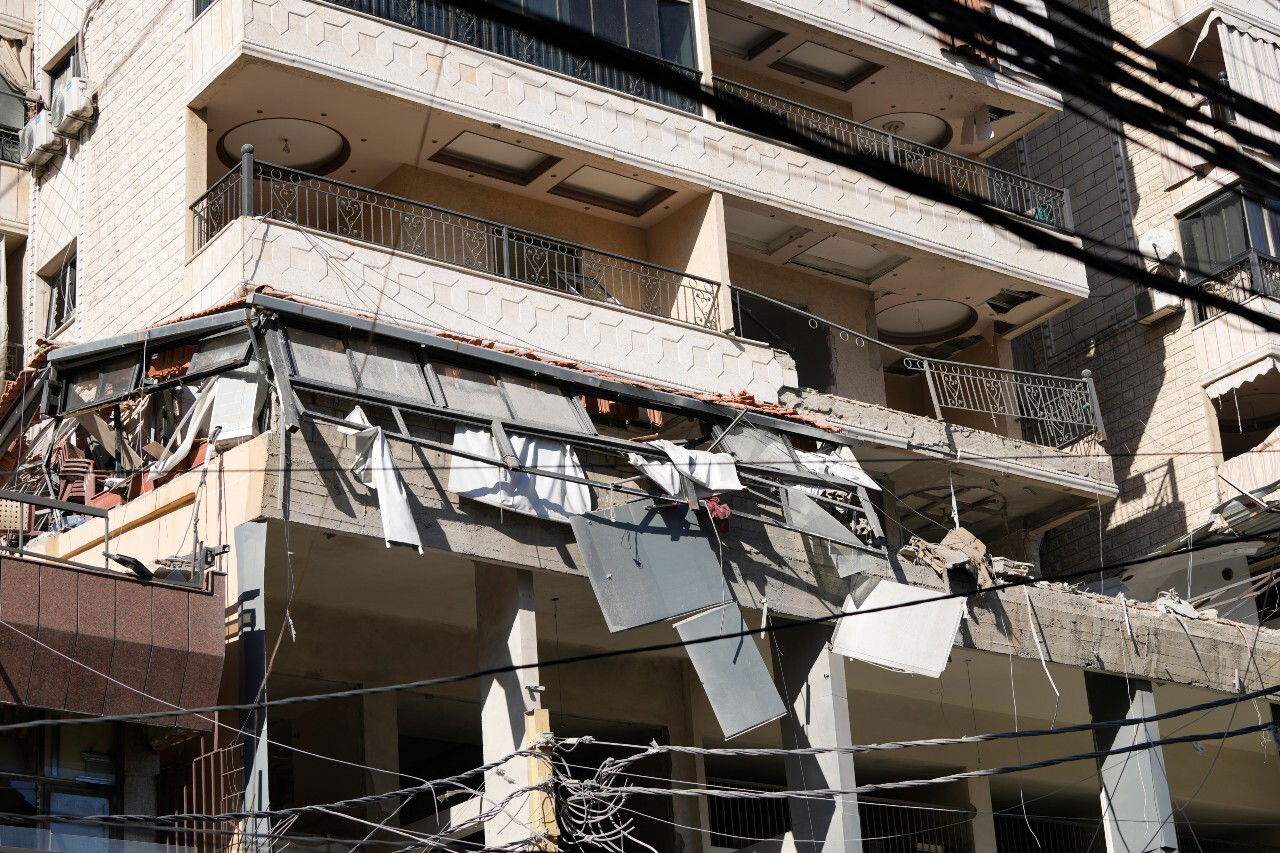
[1138,228,1177,262]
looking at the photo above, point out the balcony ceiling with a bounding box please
[707,0,1058,159]
[199,60,704,228]
[722,199,1075,339]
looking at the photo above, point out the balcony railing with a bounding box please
[731,287,1106,449]
[193,0,701,113]
[713,78,1073,230]
[192,155,725,329]
[0,125,18,165]
[1192,251,1280,322]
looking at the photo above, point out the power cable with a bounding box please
[0,534,1265,734]
[560,718,1278,799]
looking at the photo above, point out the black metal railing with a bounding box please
[705,787,976,851]
[730,287,1105,449]
[1192,251,1280,322]
[0,126,18,165]
[194,0,700,113]
[192,153,724,329]
[714,78,1073,230]
[859,798,974,852]
[994,813,1107,852]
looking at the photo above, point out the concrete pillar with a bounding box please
[668,660,711,853]
[773,622,862,853]
[962,776,998,853]
[1084,673,1178,853]
[362,691,401,826]
[476,563,541,848]
[234,521,271,852]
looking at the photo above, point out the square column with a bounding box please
[234,521,271,852]
[773,623,862,852]
[1085,673,1178,853]
[476,563,542,848]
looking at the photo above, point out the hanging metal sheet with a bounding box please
[570,500,729,633]
[675,603,787,740]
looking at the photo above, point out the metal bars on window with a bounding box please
[193,160,725,330]
[1191,251,1280,322]
[713,77,1073,230]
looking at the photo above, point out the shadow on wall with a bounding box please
[1002,0,1194,572]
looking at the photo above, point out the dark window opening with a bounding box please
[733,290,834,392]
[45,258,75,337]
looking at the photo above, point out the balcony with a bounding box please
[191,155,1105,462]
[189,0,1089,295]
[713,78,1073,229]
[193,0,702,113]
[1192,252,1280,386]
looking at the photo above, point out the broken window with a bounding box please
[434,364,509,419]
[348,337,431,400]
[64,355,138,412]
[187,329,253,375]
[285,327,357,388]
[430,363,596,433]
[714,420,809,478]
[45,257,76,337]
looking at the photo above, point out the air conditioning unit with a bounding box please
[19,111,62,166]
[51,77,94,136]
[1135,286,1183,324]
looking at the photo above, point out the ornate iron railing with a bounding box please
[0,126,19,165]
[194,0,701,113]
[902,357,1101,448]
[192,155,724,329]
[1192,251,1280,322]
[713,78,1073,230]
[190,166,243,249]
[731,286,1105,448]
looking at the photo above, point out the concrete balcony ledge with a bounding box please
[786,388,1118,498]
[185,217,797,401]
[189,0,1089,296]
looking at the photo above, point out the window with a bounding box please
[431,364,597,432]
[511,0,695,67]
[47,49,78,104]
[285,327,436,404]
[45,257,75,336]
[1180,191,1249,274]
[0,712,119,852]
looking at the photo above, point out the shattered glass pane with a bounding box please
[500,375,595,433]
[435,364,510,419]
[65,356,139,411]
[188,329,252,375]
[348,337,432,401]
[287,328,353,387]
[716,420,808,477]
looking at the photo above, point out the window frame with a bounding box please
[45,257,76,338]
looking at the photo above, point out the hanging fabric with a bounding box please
[449,425,592,521]
[339,407,422,553]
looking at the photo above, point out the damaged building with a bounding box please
[0,0,1270,848]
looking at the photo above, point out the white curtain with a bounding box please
[449,425,592,522]
[339,407,422,552]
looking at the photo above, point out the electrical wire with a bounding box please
[0,534,1262,734]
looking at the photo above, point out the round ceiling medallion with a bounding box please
[864,112,953,147]
[218,118,350,173]
[876,299,978,345]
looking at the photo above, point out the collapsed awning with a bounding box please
[1205,355,1280,399]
